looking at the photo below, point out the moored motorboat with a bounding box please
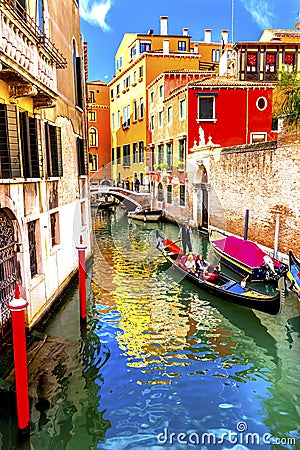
[210,231,288,282]
[157,238,281,315]
[128,206,162,222]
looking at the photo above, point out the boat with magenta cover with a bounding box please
[288,250,300,295]
[156,237,281,315]
[210,231,288,282]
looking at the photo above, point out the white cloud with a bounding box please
[80,0,113,31]
[240,0,275,29]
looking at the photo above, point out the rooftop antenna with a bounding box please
[231,0,234,43]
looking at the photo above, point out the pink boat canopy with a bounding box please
[214,236,282,269]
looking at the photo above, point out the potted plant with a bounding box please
[153,163,161,172]
[174,160,185,171]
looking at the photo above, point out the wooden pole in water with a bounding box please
[243,209,249,240]
[273,214,280,259]
[8,284,30,440]
[76,235,87,321]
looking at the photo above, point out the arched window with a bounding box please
[89,127,98,147]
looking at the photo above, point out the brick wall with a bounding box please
[209,139,300,258]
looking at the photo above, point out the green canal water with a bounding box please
[0,208,299,449]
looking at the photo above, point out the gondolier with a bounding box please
[178,221,192,254]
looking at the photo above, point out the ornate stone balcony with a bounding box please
[0,1,67,108]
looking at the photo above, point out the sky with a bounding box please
[80,0,300,82]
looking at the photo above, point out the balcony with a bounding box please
[0,1,67,107]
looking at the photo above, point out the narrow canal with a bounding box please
[1,208,299,449]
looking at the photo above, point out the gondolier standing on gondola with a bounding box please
[178,221,192,254]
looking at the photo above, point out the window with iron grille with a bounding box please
[198,96,215,120]
[28,220,38,278]
[77,137,88,176]
[45,123,63,177]
[19,112,43,178]
[0,104,21,178]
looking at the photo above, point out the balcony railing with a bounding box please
[0,0,67,69]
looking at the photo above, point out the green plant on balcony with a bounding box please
[174,160,185,171]
[160,162,169,171]
[153,163,161,171]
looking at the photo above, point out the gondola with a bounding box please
[210,231,288,282]
[287,250,300,294]
[128,206,162,222]
[157,238,281,315]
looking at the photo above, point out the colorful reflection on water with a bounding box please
[0,208,299,450]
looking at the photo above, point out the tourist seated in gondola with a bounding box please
[184,254,196,272]
[195,255,209,274]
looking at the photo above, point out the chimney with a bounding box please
[194,43,199,54]
[204,29,211,43]
[182,28,189,36]
[160,16,168,35]
[221,29,228,45]
[163,40,169,55]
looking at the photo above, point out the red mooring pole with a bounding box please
[8,284,30,440]
[76,235,87,321]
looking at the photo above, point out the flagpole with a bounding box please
[231,0,234,43]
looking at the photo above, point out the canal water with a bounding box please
[0,208,299,449]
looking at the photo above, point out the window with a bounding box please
[88,111,96,122]
[122,105,130,128]
[45,122,63,177]
[159,85,164,97]
[167,185,172,204]
[116,84,120,95]
[73,41,83,108]
[212,49,220,62]
[133,142,138,163]
[37,0,45,33]
[110,88,114,99]
[28,220,38,278]
[178,139,186,162]
[140,41,151,53]
[179,185,186,206]
[158,110,163,127]
[116,146,121,163]
[89,91,95,103]
[166,142,173,169]
[133,71,137,83]
[89,127,98,147]
[283,53,294,72]
[178,41,186,51]
[50,212,60,247]
[247,53,257,72]
[0,104,21,178]
[150,115,154,130]
[167,106,172,123]
[111,113,115,130]
[256,97,267,111]
[158,144,164,164]
[198,96,215,120]
[138,141,144,163]
[250,133,267,143]
[117,110,121,128]
[180,98,186,119]
[130,45,137,59]
[139,66,143,78]
[150,92,154,103]
[139,98,144,119]
[124,75,130,89]
[19,111,43,178]
[111,148,115,165]
[77,137,88,176]
[123,144,130,167]
[89,153,98,171]
[133,100,138,122]
[119,56,123,68]
[157,182,164,202]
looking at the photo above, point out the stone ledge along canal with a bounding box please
[0,209,299,449]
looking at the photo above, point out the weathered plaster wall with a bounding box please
[209,139,300,258]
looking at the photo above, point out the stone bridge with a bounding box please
[90,185,151,211]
